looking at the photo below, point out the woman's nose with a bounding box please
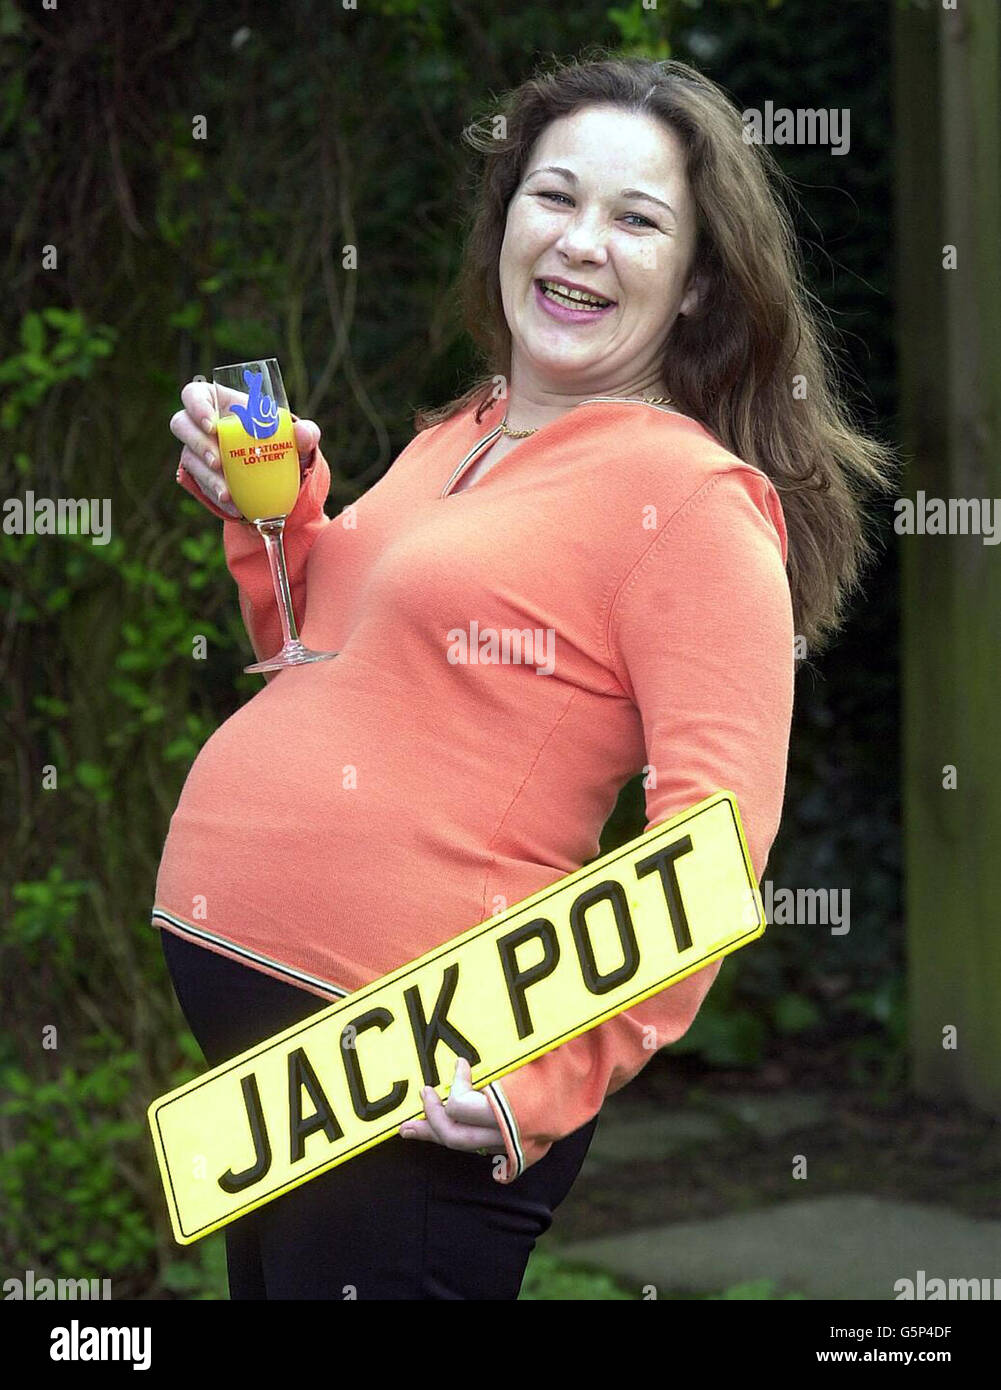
[554,216,610,264]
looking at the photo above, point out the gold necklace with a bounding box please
[499,394,674,438]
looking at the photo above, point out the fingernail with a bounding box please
[205,450,216,466]
[202,417,214,432]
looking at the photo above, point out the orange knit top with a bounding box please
[152,394,795,1182]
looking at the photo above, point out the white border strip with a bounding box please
[151,909,349,999]
[483,1080,526,1179]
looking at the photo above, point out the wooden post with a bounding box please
[896,0,1001,1112]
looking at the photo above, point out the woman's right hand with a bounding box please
[170,379,322,519]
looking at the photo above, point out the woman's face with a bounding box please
[498,104,700,398]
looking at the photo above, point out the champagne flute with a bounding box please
[211,358,337,673]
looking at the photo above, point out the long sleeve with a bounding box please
[175,442,332,665]
[482,465,795,1182]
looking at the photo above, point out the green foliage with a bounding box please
[160,1236,229,1300]
[706,1278,805,1300]
[9,866,90,966]
[671,996,769,1067]
[0,1044,157,1283]
[519,1248,633,1300]
[607,1,673,59]
[519,1251,806,1299]
[840,977,909,1097]
[0,310,116,430]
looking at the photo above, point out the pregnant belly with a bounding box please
[153,658,504,991]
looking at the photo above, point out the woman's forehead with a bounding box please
[528,108,686,177]
[524,108,690,209]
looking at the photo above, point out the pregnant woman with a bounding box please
[153,55,896,1299]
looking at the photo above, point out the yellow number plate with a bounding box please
[149,790,764,1244]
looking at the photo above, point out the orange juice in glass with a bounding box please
[211,358,337,674]
[216,405,300,522]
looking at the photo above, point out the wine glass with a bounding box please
[211,358,337,673]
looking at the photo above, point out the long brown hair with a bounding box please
[414,53,900,658]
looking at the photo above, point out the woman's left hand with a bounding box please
[399,1058,506,1155]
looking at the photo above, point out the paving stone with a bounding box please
[557,1196,1001,1300]
[580,1090,828,1172]
[705,1091,830,1139]
[582,1111,726,1171]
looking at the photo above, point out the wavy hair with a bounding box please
[414,53,900,658]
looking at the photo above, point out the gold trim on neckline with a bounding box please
[440,398,685,499]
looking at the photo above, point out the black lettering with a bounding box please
[497,917,561,1040]
[341,1008,408,1122]
[404,964,480,1086]
[634,836,695,951]
[570,880,640,994]
[218,1072,272,1193]
[288,1046,344,1163]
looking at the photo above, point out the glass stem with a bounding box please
[255,517,298,646]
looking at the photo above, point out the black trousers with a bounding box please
[159,928,598,1300]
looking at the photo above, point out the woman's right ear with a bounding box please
[679,268,706,319]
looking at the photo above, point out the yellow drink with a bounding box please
[216,406,300,521]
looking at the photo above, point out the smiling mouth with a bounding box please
[535,279,615,310]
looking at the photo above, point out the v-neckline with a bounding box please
[439,397,686,500]
[440,421,506,499]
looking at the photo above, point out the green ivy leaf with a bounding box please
[75,761,108,791]
[20,312,44,354]
[772,992,822,1034]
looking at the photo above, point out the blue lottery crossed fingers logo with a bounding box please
[227,369,280,439]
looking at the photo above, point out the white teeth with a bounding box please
[539,280,612,309]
